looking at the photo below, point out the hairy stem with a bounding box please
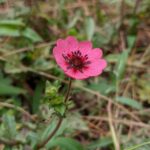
[37,78,72,149]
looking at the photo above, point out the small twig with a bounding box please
[0,138,22,146]
[133,0,142,15]
[83,116,150,129]
[120,0,125,25]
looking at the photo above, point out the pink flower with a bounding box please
[53,36,107,80]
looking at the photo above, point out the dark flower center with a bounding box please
[62,50,91,72]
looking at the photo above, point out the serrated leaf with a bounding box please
[116,96,143,110]
[54,104,66,116]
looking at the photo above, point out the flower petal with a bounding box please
[78,41,92,51]
[88,48,103,59]
[56,36,78,52]
[65,69,89,80]
[53,46,68,71]
[66,36,78,51]
[84,59,107,77]
[56,39,67,50]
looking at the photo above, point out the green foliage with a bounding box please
[2,114,17,139]
[46,137,85,150]
[43,81,66,116]
[87,79,116,95]
[32,80,45,113]
[115,49,129,80]
[0,0,149,149]
[85,17,95,40]
[0,19,42,43]
[0,74,26,95]
[87,137,113,149]
[116,97,143,110]
[137,78,150,103]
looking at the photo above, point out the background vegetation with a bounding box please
[0,0,150,150]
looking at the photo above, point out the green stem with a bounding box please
[37,78,72,149]
[64,78,72,103]
[125,141,150,150]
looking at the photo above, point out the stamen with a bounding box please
[84,61,91,65]
[62,50,91,72]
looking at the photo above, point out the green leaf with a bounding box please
[127,36,136,50]
[0,19,43,42]
[116,97,143,110]
[32,80,45,113]
[93,33,109,47]
[0,19,25,27]
[106,54,120,63]
[67,11,81,29]
[3,115,17,139]
[0,19,24,37]
[27,132,39,148]
[40,118,65,142]
[85,17,95,40]
[88,80,116,95]
[87,137,113,149]
[138,79,150,103]
[54,104,66,116]
[0,75,26,95]
[4,62,28,74]
[0,26,21,37]
[115,50,129,80]
[46,137,85,150]
[22,27,43,42]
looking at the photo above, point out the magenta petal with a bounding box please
[78,41,92,51]
[53,46,67,71]
[66,36,78,51]
[56,39,67,48]
[65,69,89,80]
[53,46,63,62]
[56,36,78,52]
[84,59,107,77]
[88,48,103,60]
